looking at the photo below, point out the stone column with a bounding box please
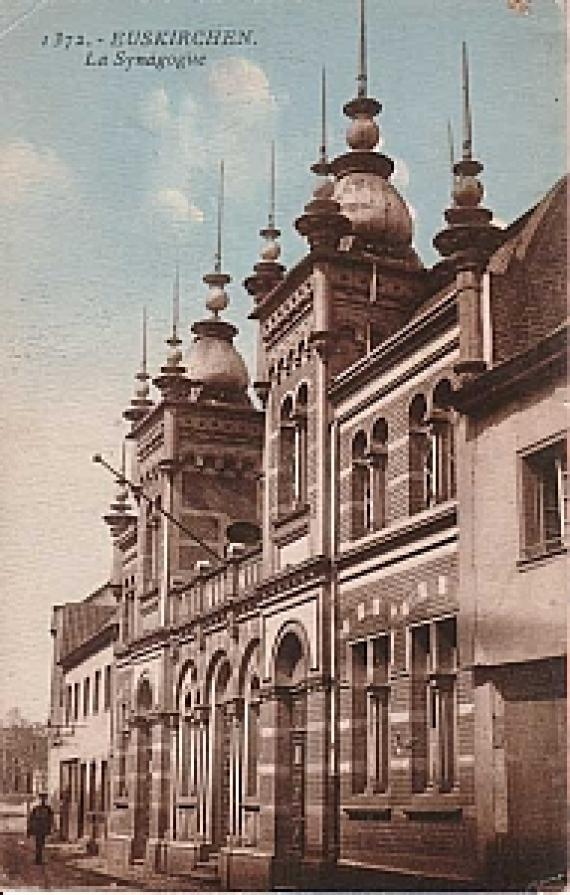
[226,698,244,844]
[194,705,210,843]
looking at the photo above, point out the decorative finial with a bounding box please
[214,160,224,275]
[203,161,230,318]
[318,67,327,168]
[447,120,455,175]
[103,440,134,536]
[433,44,501,264]
[259,143,281,262]
[462,42,473,161]
[153,265,191,398]
[341,0,381,154]
[357,0,367,98]
[123,307,153,424]
[268,140,276,230]
[172,260,180,342]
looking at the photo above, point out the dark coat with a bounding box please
[27,804,53,838]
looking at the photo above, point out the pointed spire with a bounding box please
[203,160,231,318]
[245,143,286,303]
[268,140,276,230]
[337,0,383,157]
[214,160,224,275]
[434,43,501,263]
[104,440,135,537]
[462,42,473,160]
[153,266,191,399]
[295,69,351,252]
[124,308,154,424]
[447,120,455,175]
[357,0,367,99]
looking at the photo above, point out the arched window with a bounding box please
[294,384,308,504]
[409,395,432,514]
[370,419,389,530]
[278,396,296,513]
[428,380,456,503]
[246,675,260,798]
[278,387,309,514]
[351,431,369,538]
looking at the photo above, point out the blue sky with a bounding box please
[0,0,565,720]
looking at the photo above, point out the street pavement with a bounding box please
[0,833,218,891]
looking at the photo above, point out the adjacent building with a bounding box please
[47,6,566,890]
[48,582,118,845]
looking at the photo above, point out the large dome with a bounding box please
[334,171,413,248]
[186,318,250,403]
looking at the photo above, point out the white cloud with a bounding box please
[140,57,277,203]
[208,57,275,110]
[153,188,204,223]
[0,141,71,204]
[392,157,410,190]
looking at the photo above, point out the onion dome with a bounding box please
[153,265,193,401]
[124,308,154,426]
[244,142,286,303]
[434,44,502,261]
[328,0,416,259]
[295,68,351,252]
[186,162,251,406]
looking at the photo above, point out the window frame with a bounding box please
[518,433,568,562]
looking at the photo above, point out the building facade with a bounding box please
[47,9,566,890]
[48,582,118,846]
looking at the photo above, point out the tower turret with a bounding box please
[123,308,154,426]
[153,265,193,401]
[433,43,502,378]
[244,142,286,304]
[295,67,351,252]
[186,162,251,405]
[328,0,417,260]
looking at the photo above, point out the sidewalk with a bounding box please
[49,843,220,891]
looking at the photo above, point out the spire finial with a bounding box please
[462,42,473,160]
[447,120,455,174]
[172,261,180,341]
[214,160,224,274]
[141,306,148,378]
[319,66,327,165]
[268,140,276,229]
[357,0,367,98]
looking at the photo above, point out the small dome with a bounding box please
[334,172,413,247]
[186,318,250,402]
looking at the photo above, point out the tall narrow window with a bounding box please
[411,618,457,793]
[278,396,296,513]
[520,439,567,558]
[294,384,309,505]
[66,685,72,726]
[351,641,368,794]
[180,692,192,796]
[104,665,111,711]
[246,676,260,798]
[93,670,101,714]
[367,635,390,793]
[428,380,456,504]
[409,395,431,514]
[370,419,389,530]
[351,431,369,539]
[73,683,80,722]
[83,678,91,718]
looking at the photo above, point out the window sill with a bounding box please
[343,804,391,821]
[403,803,462,822]
[113,798,128,809]
[272,502,310,530]
[517,545,567,572]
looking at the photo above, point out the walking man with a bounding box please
[27,792,53,865]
